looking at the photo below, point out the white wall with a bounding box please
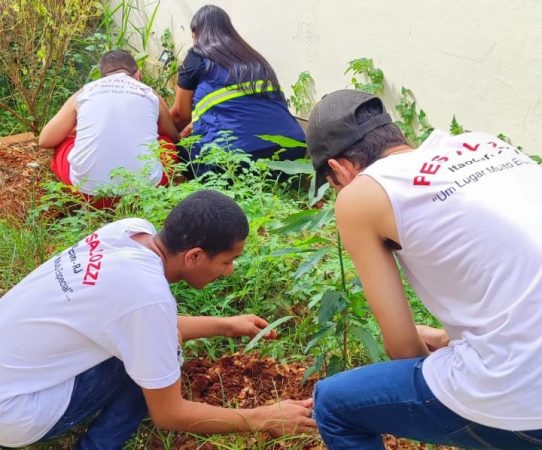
[127,0,542,154]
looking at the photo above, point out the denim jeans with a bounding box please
[314,357,542,450]
[40,357,147,450]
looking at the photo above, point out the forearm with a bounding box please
[170,87,194,132]
[177,315,230,341]
[158,97,180,142]
[169,108,190,132]
[385,338,430,360]
[144,381,315,436]
[159,399,260,434]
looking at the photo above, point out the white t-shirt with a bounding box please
[0,219,181,447]
[69,73,163,195]
[363,130,542,430]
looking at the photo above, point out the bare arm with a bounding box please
[336,177,429,359]
[169,86,194,132]
[157,95,180,142]
[177,314,277,342]
[143,379,315,435]
[38,92,78,148]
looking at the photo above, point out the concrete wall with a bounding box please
[126,0,542,154]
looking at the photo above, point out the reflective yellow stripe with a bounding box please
[192,80,277,123]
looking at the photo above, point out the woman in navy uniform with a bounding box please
[170,5,305,174]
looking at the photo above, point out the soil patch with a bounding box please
[137,353,459,450]
[0,133,52,221]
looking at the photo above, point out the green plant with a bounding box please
[78,0,181,99]
[0,0,102,133]
[146,28,182,99]
[449,115,464,135]
[270,207,384,381]
[345,58,384,94]
[0,211,54,293]
[289,71,316,117]
[395,87,433,146]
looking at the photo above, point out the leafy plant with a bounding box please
[0,0,102,133]
[289,71,316,117]
[395,87,433,146]
[345,58,384,94]
[449,115,464,135]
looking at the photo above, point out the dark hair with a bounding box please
[159,190,249,256]
[318,106,407,180]
[190,4,280,94]
[99,50,138,77]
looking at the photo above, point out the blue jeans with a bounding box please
[314,357,542,449]
[40,357,147,450]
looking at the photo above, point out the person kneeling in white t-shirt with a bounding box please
[39,50,180,208]
[0,190,316,449]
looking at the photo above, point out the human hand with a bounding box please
[224,314,278,340]
[180,122,193,138]
[416,325,449,351]
[224,314,278,339]
[254,398,316,436]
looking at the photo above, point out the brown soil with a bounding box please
[1,135,458,449]
[0,134,52,220]
[138,353,458,450]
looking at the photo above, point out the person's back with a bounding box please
[70,73,162,194]
[170,5,306,165]
[305,89,542,449]
[39,50,179,201]
[362,130,542,427]
[184,49,305,155]
[0,218,178,446]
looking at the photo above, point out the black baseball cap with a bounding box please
[306,89,392,192]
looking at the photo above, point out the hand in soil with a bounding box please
[224,314,278,339]
[255,398,316,436]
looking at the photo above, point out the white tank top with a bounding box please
[362,130,542,430]
[69,73,162,195]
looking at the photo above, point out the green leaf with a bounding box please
[318,290,347,324]
[326,354,344,376]
[256,135,307,148]
[302,354,324,384]
[352,326,383,362]
[263,159,313,175]
[294,247,330,279]
[304,325,334,353]
[295,235,333,247]
[269,209,321,235]
[307,206,335,231]
[271,247,317,257]
[244,316,293,353]
[301,364,319,384]
[308,176,330,206]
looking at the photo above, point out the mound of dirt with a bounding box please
[137,353,458,450]
[0,133,52,220]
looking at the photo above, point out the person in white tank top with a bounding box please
[39,50,180,201]
[306,90,542,450]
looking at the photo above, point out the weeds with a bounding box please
[345,57,384,94]
[289,71,316,118]
[0,0,102,133]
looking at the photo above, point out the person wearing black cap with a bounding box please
[306,89,542,449]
